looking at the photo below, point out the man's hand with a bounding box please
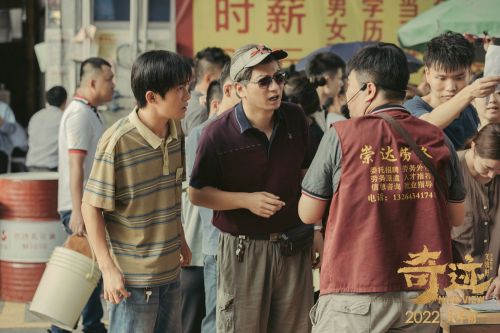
[311,230,324,269]
[245,192,285,218]
[180,234,192,267]
[102,262,130,304]
[445,288,467,304]
[69,211,86,236]
[466,76,500,99]
[486,276,500,301]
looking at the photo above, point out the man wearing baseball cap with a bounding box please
[189,44,321,332]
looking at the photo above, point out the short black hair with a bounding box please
[219,62,232,86]
[206,80,223,113]
[194,47,230,84]
[347,43,409,100]
[306,52,345,79]
[424,31,474,72]
[46,86,67,108]
[131,50,192,108]
[79,57,112,82]
[283,73,320,115]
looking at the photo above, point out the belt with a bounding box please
[231,232,282,242]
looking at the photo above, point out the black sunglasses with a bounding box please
[244,72,287,89]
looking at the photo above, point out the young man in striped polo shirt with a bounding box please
[82,50,192,332]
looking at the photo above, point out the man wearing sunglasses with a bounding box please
[189,44,318,332]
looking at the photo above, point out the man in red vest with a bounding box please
[299,43,466,332]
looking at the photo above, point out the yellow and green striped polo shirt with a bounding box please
[83,109,185,287]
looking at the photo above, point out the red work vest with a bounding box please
[321,106,452,295]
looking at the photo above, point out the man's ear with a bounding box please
[424,66,430,79]
[203,73,214,86]
[223,82,233,98]
[145,91,156,105]
[364,82,377,102]
[234,82,246,99]
[209,99,220,116]
[89,79,97,89]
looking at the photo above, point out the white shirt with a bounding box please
[26,105,63,168]
[58,99,103,212]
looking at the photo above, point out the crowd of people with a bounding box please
[0,31,499,333]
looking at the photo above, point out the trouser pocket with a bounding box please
[216,292,235,333]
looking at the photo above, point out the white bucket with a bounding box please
[29,246,101,330]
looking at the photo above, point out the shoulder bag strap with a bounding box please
[376,112,448,199]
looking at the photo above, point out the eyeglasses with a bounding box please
[243,72,287,89]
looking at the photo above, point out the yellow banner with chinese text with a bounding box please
[193,0,439,66]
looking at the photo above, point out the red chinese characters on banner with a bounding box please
[326,0,347,42]
[216,0,255,34]
[267,0,306,34]
[400,0,418,24]
[362,0,383,41]
[327,0,346,16]
[362,0,383,17]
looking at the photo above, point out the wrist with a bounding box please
[98,256,116,272]
[462,84,475,101]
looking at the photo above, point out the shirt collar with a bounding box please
[234,102,286,134]
[128,108,179,149]
[73,95,95,109]
[370,103,409,115]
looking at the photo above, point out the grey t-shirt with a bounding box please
[181,90,208,136]
[302,126,465,202]
[26,105,63,169]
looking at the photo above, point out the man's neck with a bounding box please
[422,94,441,109]
[242,101,275,134]
[75,89,99,107]
[137,106,170,138]
[194,83,207,95]
[366,99,403,114]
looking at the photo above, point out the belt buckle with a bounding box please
[269,233,281,242]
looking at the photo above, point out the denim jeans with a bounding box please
[201,255,217,333]
[181,266,205,333]
[51,210,106,333]
[108,279,181,333]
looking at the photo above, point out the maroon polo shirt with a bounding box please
[189,102,309,235]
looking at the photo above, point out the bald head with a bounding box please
[79,57,112,85]
[78,57,114,106]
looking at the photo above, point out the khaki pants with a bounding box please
[217,232,313,333]
[310,292,440,333]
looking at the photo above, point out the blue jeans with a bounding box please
[51,210,106,333]
[108,279,181,333]
[201,255,217,333]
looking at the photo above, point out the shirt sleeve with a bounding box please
[444,135,466,203]
[186,125,202,179]
[189,129,221,189]
[404,97,430,118]
[301,127,342,200]
[0,103,16,135]
[82,136,116,211]
[65,112,93,152]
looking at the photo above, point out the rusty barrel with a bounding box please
[0,172,65,302]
